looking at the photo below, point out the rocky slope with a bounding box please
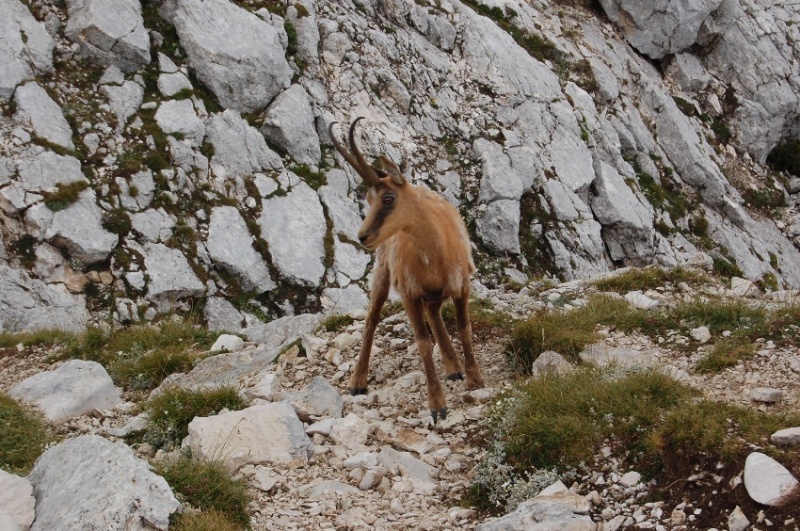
[1,0,800,331]
[2,271,800,530]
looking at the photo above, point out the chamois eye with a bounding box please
[382,194,395,206]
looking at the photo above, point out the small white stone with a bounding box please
[744,452,800,506]
[689,326,711,343]
[771,427,800,446]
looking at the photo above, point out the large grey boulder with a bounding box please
[0,264,89,333]
[28,435,179,531]
[154,99,205,146]
[260,84,321,165]
[242,313,322,347]
[99,78,144,129]
[183,402,313,473]
[598,0,723,59]
[476,491,596,531]
[477,199,520,255]
[173,0,292,113]
[207,206,276,293]
[13,82,74,150]
[206,109,283,185]
[155,314,320,393]
[130,208,176,243]
[0,470,34,531]
[258,180,327,286]
[590,161,655,264]
[64,0,150,71]
[456,3,560,99]
[17,150,86,193]
[286,376,344,421]
[0,0,54,101]
[699,0,799,162]
[9,360,122,423]
[135,242,205,306]
[44,189,119,268]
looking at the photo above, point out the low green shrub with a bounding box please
[157,455,251,528]
[0,393,54,473]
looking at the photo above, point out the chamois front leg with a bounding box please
[425,300,465,381]
[455,294,484,390]
[405,296,448,422]
[350,257,390,395]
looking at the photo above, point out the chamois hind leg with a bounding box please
[350,256,390,395]
[454,294,484,390]
[425,299,465,381]
[405,296,448,422]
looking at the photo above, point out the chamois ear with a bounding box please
[378,156,406,186]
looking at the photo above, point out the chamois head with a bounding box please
[329,117,410,251]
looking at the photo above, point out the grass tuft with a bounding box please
[0,393,55,474]
[171,510,244,531]
[695,337,755,373]
[61,319,221,390]
[141,386,246,450]
[507,295,642,370]
[320,314,355,333]
[593,267,705,293]
[157,455,251,529]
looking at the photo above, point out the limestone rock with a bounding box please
[321,285,369,315]
[99,79,143,128]
[531,350,574,378]
[206,109,283,184]
[689,326,712,344]
[749,387,783,404]
[183,402,313,472]
[45,189,119,268]
[743,452,800,507]
[579,344,659,368]
[286,376,344,421]
[598,0,723,59]
[210,334,245,353]
[329,413,372,451]
[771,427,800,446]
[9,359,122,423]
[0,264,89,333]
[476,492,596,531]
[154,99,205,146]
[260,84,321,165]
[242,313,322,347]
[207,206,276,293]
[13,82,74,150]
[258,180,327,286]
[173,0,292,113]
[136,242,205,306]
[728,506,749,531]
[477,199,520,255]
[204,296,245,332]
[0,470,34,531]
[0,0,54,101]
[130,208,176,243]
[377,447,438,495]
[64,0,150,71]
[28,435,179,531]
[17,150,86,193]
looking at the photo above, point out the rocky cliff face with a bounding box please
[1,0,799,331]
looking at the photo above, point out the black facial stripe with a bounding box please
[366,186,395,236]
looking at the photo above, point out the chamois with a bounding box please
[329,117,484,421]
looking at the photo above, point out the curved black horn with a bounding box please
[329,119,381,186]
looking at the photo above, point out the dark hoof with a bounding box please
[447,372,465,381]
[431,407,448,423]
[350,387,368,396]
